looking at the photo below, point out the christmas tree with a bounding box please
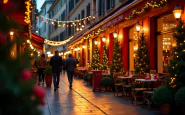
[102,44,109,70]
[135,32,150,74]
[90,46,102,70]
[168,19,185,88]
[111,38,123,73]
[0,2,45,115]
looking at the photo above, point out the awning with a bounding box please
[24,33,44,51]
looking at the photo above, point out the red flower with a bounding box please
[21,69,32,81]
[33,86,45,99]
[0,32,6,45]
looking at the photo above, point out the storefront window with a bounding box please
[157,13,176,73]
[129,26,138,71]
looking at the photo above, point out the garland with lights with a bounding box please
[102,44,109,71]
[111,38,123,73]
[90,46,102,70]
[167,19,185,88]
[135,32,150,74]
[40,15,94,24]
[44,36,74,46]
[125,0,167,20]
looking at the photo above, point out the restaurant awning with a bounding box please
[24,33,44,51]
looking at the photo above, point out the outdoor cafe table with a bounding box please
[135,79,157,90]
[118,76,132,85]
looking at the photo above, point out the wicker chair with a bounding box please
[113,72,124,96]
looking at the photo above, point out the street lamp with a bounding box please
[113,31,118,38]
[82,44,85,48]
[102,36,106,42]
[173,5,183,19]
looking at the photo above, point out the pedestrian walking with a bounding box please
[65,54,76,89]
[38,54,47,85]
[49,51,63,92]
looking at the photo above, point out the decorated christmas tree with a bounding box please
[135,32,150,74]
[111,39,123,73]
[168,19,185,88]
[90,46,102,70]
[102,44,108,71]
[0,1,45,115]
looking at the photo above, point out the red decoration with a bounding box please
[46,20,48,23]
[88,18,90,21]
[21,69,32,81]
[0,32,6,44]
[40,100,46,106]
[70,24,73,27]
[66,24,69,28]
[33,86,45,99]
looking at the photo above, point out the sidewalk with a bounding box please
[40,73,160,115]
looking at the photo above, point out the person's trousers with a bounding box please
[53,72,60,88]
[38,68,45,82]
[67,71,74,86]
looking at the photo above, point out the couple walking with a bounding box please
[49,51,76,91]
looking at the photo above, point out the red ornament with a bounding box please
[88,18,90,21]
[66,25,69,28]
[40,100,46,106]
[21,69,32,81]
[33,86,45,99]
[41,17,44,21]
[46,20,48,23]
[0,32,6,44]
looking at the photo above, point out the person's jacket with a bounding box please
[49,55,63,72]
[38,57,47,69]
[65,57,76,72]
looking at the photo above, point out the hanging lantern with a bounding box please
[41,17,44,21]
[94,40,98,45]
[58,22,61,27]
[76,28,79,31]
[102,36,106,42]
[83,20,86,24]
[136,22,140,32]
[173,5,183,19]
[71,24,73,27]
[113,31,118,38]
[66,24,69,28]
[46,19,48,23]
[88,18,90,21]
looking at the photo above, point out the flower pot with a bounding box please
[105,86,112,92]
[160,104,171,115]
[45,76,52,87]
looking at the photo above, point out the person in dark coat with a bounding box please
[49,51,63,91]
[65,54,76,89]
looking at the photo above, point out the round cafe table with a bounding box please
[135,79,157,90]
[118,76,132,85]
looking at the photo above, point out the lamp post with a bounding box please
[10,31,14,36]
[94,40,98,45]
[135,22,141,32]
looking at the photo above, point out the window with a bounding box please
[98,0,105,16]
[106,0,115,11]
[86,3,90,24]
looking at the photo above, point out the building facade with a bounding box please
[67,0,185,73]
[37,0,54,51]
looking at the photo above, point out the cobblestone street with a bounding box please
[40,73,160,115]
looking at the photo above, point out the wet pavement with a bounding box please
[40,73,160,115]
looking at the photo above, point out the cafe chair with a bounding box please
[113,72,124,96]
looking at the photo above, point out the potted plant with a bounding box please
[83,72,92,85]
[152,85,174,115]
[100,76,114,91]
[175,87,185,114]
[44,65,52,87]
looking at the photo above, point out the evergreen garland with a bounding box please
[135,32,150,74]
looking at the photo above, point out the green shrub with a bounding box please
[152,85,174,106]
[44,66,52,76]
[83,72,92,81]
[100,77,114,87]
[175,87,185,106]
